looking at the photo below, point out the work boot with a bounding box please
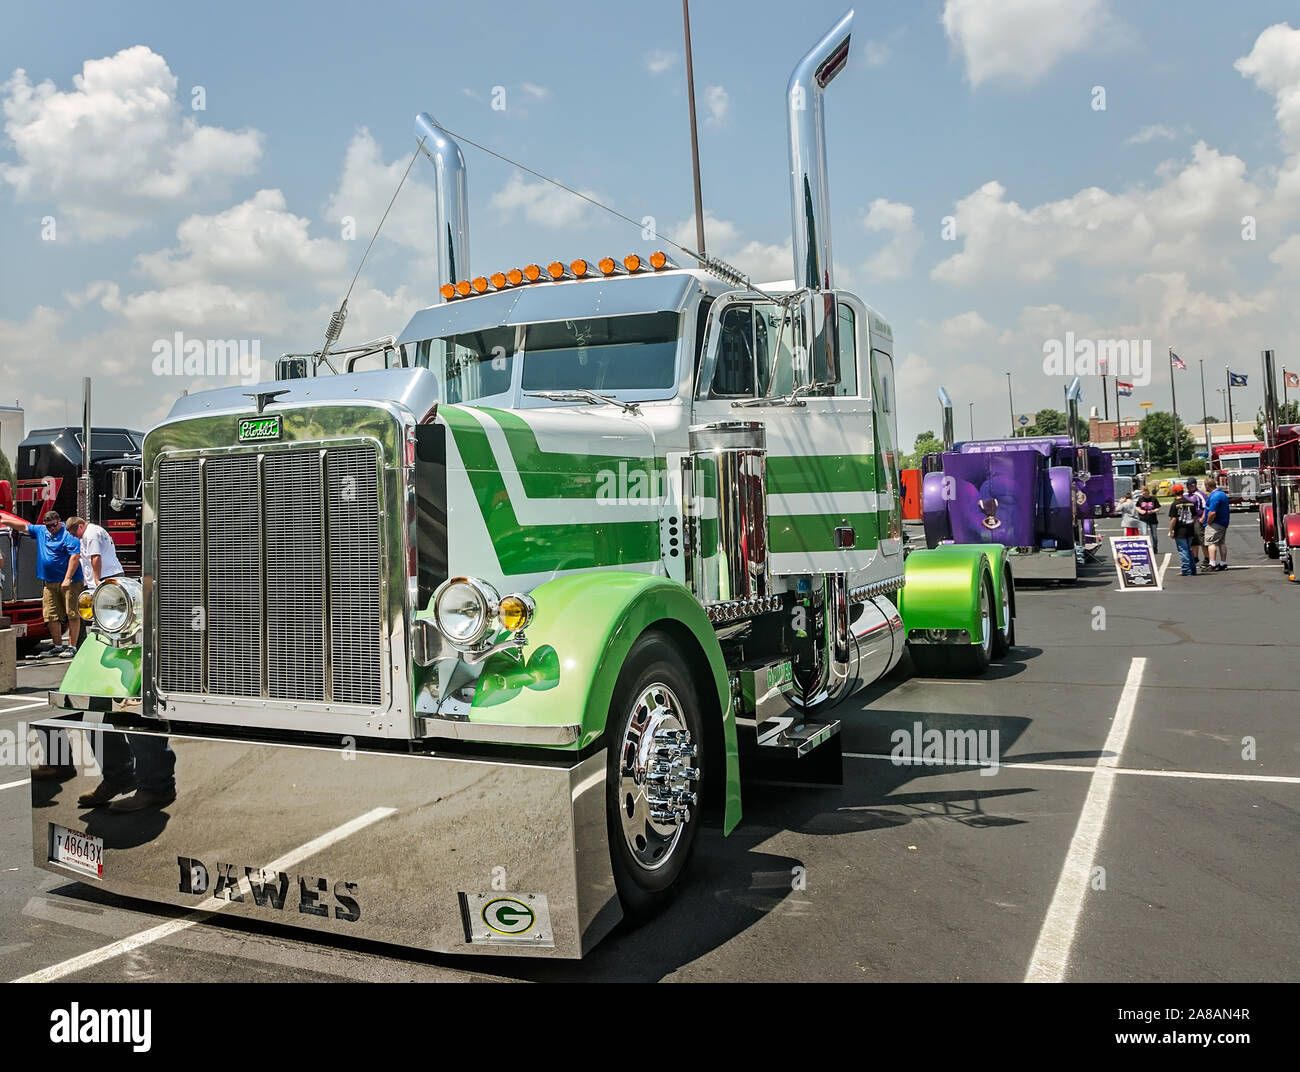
[77,778,138,807]
[109,787,177,812]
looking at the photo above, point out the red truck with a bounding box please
[0,426,143,656]
[1210,440,1270,510]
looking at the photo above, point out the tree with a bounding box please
[1029,408,1067,436]
[905,430,944,468]
[1199,415,1220,424]
[0,449,13,489]
[1138,411,1195,469]
[1254,401,1300,440]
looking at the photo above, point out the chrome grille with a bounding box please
[266,451,325,700]
[156,458,203,694]
[1226,470,1257,497]
[154,444,383,707]
[327,449,382,705]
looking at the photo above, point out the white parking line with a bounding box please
[1157,553,1171,584]
[1024,657,1145,983]
[0,697,49,714]
[10,805,397,983]
[843,753,1300,784]
[0,778,31,792]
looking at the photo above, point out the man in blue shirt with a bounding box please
[1,509,84,655]
[1201,477,1231,571]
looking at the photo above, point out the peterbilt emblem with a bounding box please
[176,856,360,921]
[978,498,1002,531]
[1075,489,1087,506]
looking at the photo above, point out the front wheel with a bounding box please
[606,632,704,920]
[992,567,1015,657]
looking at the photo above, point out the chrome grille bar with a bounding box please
[156,458,202,694]
[326,448,383,705]
[205,454,262,696]
[265,450,325,700]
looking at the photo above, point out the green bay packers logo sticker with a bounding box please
[462,892,554,947]
[483,897,535,935]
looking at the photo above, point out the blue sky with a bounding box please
[2,0,1299,445]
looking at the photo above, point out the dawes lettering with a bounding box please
[177,856,361,921]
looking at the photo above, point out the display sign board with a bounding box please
[1110,535,1162,591]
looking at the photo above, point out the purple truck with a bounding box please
[918,382,1114,581]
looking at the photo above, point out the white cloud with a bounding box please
[931,142,1264,287]
[325,128,437,253]
[1235,23,1300,150]
[1127,124,1179,144]
[645,50,676,76]
[703,85,729,126]
[670,212,791,283]
[860,198,922,280]
[942,0,1117,87]
[520,82,550,100]
[1268,233,1300,272]
[862,40,891,67]
[490,173,604,229]
[0,46,263,239]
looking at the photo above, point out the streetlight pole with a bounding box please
[969,401,975,439]
[1225,365,1235,443]
[1199,358,1209,458]
[1006,371,1015,437]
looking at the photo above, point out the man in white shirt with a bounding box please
[66,516,124,589]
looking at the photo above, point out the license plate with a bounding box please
[50,824,103,879]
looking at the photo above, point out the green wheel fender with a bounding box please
[467,571,741,834]
[898,546,1002,642]
[58,633,142,698]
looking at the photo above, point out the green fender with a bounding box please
[59,633,142,697]
[465,572,741,834]
[898,545,1003,641]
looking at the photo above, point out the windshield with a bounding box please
[1221,455,1260,469]
[414,312,680,402]
[521,313,679,392]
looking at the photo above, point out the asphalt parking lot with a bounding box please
[2,519,1296,983]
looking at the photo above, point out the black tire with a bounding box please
[16,636,37,660]
[1265,541,1280,560]
[605,632,705,920]
[992,567,1015,657]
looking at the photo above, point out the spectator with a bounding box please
[1,509,83,658]
[66,516,124,590]
[1118,492,1141,536]
[1184,478,1209,569]
[1136,486,1162,552]
[1169,492,1200,576]
[1202,477,1231,571]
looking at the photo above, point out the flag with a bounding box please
[1170,350,1187,370]
[1286,371,1300,388]
[1117,381,1134,396]
[1230,372,1248,387]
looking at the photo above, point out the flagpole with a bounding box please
[1285,366,1291,406]
[1101,365,1109,420]
[1115,376,1122,449]
[1199,359,1209,458]
[1225,366,1235,443]
[1169,348,1182,474]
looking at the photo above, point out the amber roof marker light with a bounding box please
[523,264,542,282]
[440,282,457,300]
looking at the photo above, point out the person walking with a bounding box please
[1169,491,1200,575]
[1201,476,1231,571]
[1,509,83,657]
[1118,492,1141,536]
[1136,485,1162,552]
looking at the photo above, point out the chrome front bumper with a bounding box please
[29,717,618,958]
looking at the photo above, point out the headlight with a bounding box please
[91,577,143,640]
[432,577,499,649]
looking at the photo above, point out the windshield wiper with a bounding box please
[524,390,641,415]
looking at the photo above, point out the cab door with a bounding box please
[691,291,890,577]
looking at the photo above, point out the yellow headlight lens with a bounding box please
[78,590,94,621]
[497,594,534,632]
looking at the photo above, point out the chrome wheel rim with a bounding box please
[617,682,697,872]
[1000,576,1011,642]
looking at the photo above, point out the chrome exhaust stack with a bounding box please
[415,112,470,298]
[787,9,853,386]
[1066,377,1088,477]
[938,387,955,451]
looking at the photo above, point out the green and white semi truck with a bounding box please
[31,10,1014,957]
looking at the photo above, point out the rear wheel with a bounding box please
[606,633,704,919]
[908,572,994,678]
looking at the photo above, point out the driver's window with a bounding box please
[710,305,756,397]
